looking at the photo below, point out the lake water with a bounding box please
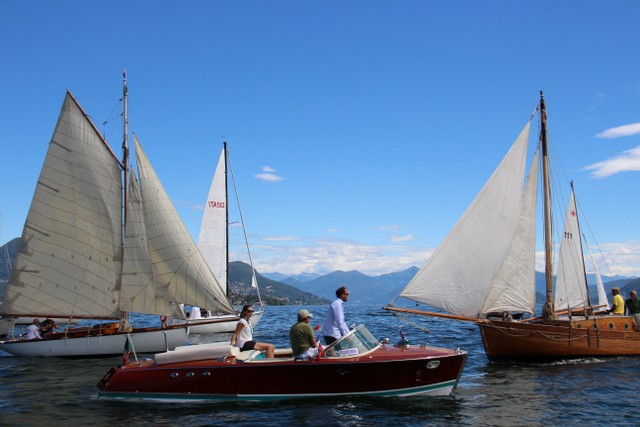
[1,305,638,426]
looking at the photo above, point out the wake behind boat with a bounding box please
[386,92,640,363]
[0,73,235,357]
[96,325,467,401]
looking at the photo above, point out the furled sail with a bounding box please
[197,148,227,295]
[134,137,235,315]
[481,150,539,315]
[399,121,532,318]
[0,92,122,319]
[554,191,589,311]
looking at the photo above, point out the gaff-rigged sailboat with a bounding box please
[176,142,264,334]
[0,74,235,357]
[385,92,640,363]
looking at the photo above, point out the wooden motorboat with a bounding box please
[97,325,467,401]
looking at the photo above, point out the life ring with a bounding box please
[160,315,168,323]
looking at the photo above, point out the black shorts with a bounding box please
[240,341,256,351]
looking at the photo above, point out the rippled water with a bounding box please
[1,305,639,426]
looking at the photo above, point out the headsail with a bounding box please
[134,136,235,315]
[399,121,532,318]
[120,171,185,318]
[554,191,589,311]
[0,92,122,319]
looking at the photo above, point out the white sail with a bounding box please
[134,136,235,315]
[482,150,539,315]
[554,192,589,311]
[0,93,122,319]
[197,148,227,295]
[120,172,184,318]
[399,121,532,317]
[587,244,609,307]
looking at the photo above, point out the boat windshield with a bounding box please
[322,325,380,358]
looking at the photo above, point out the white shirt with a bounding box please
[24,324,41,340]
[322,298,349,339]
[189,306,202,319]
[235,318,253,349]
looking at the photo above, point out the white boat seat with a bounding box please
[154,342,239,365]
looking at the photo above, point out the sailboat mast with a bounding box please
[122,70,129,227]
[120,70,131,330]
[540,91,556,321]
[223,141,230,296]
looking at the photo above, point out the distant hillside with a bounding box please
[228,261,329,306]
[290,267,419,306]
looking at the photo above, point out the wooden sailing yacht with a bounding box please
[386,92,640,362]
[0,73,236,357]
[174,142,265,334]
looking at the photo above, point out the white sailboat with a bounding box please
[176,142,264,334]
[386,92,637,362]
[0,74,235,357]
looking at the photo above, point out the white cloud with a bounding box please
[378,225,401,231]
[584,145,640,177]
[254,173,284,182]
[248,237,433,276]
[595,122,640,139]
[261,235,300,242]
[390,234,414,242]
[262,166,277,173]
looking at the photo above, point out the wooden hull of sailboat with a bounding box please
[0,325,189,358]
[181,310,264,334]
[97,344,467,401]
[479,316,640,362]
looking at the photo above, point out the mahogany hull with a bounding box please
[479,316,640,362]
[97,345,467,401]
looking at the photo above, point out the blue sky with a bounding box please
[1,1,639,277]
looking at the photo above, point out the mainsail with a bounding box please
[0,91,234,322]
[399,122,532,318]
[481,150,539,315]
[197,148,227,295]
[1,92,122,319]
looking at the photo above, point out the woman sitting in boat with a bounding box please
[230,304,275,358]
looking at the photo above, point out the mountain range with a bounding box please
[2,237,639,307]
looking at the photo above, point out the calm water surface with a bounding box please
[1,305,638,426]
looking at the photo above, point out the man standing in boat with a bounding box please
[323,286,350,345]
[608,288,625,315]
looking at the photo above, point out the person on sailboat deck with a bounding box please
[608,288,625,315]
[626,291,640,330]
[24,319,42,340]
[39,318,58,335]
[188,306,202,319]
[231,304,275,358]
[323,286,350,345]
[290,309,319,360]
